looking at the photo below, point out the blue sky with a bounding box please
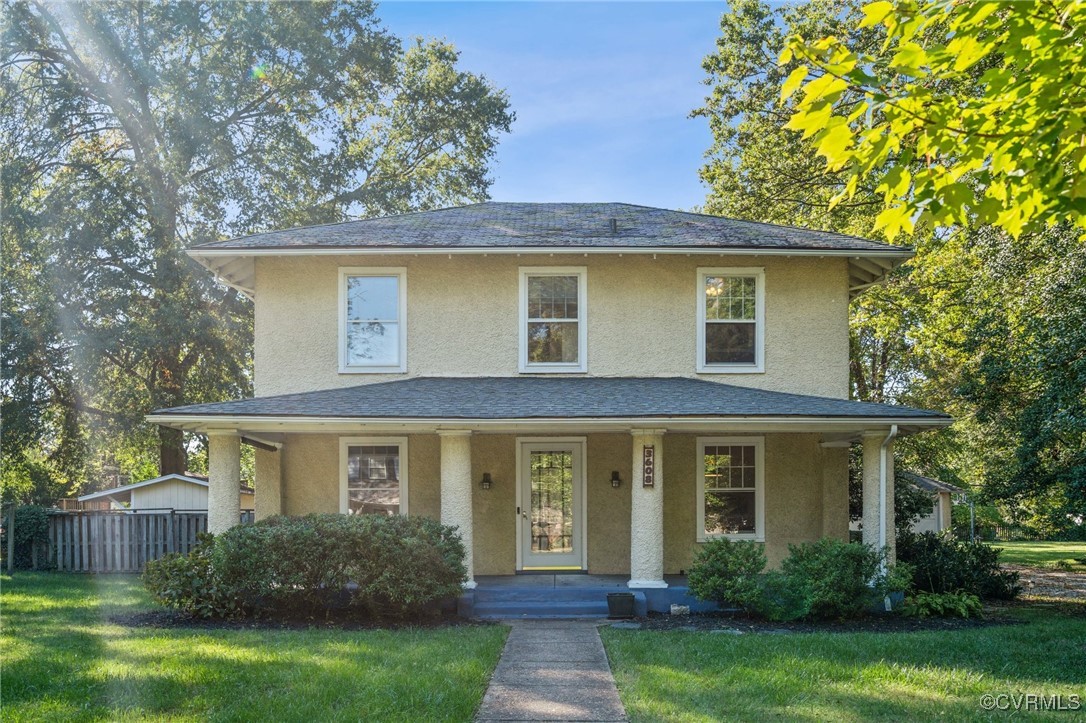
[378,2,730,210]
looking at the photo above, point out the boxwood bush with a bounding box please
[688,537,908,621]
[687,538,768,612]
[144,513,467,620]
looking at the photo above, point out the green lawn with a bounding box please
[996,540,1086,570]
[601,605,1086,722]
[1,573,507,722]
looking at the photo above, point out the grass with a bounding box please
[601,604,1086,722]
[1,572,507,722]
[995,541,1086,570]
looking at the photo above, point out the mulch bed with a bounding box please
[109,608,486,631]
[615,609,1026,634]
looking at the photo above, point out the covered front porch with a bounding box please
[147,376,952,593]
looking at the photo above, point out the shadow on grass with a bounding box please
[2,572,508,721]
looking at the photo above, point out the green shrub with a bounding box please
[144,534,240,618]
[687,539,767,611]
[144,514,467,620]
[4,505,51,569]
[688,537,907,621]
[902,591,983,619]
[782,538,890,620]
[746,570,809,622]
[897,531,1020,600]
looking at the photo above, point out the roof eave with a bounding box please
[187,244,912,300]
[146,412,952,436]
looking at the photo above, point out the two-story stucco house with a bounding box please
[148,202,950,598]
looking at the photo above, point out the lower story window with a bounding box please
[697,437,764,541]
[340,437,408,515]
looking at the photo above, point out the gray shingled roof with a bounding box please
[150,377,949,422]
[192,202,904,253]
[900,471,965,495]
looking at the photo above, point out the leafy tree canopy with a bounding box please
[1,1,513,503]
[782,0,1086,239]
[696,0,1086,533]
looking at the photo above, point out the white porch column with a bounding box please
[207,431,241,535]
[439,430,476,589]
[862,429,897,562]
[629,429,667,589]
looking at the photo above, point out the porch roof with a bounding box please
[147,376,951,435]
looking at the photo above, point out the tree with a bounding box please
[695,0,1085,533]
[782,0,1086,239]
[1,1,513,500]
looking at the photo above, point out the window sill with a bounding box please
[338,366,407,375]
[697,534,765,543]
[696,365,765,375]
[518,365,588,374]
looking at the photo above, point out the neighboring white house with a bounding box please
[901,472,963,535]
[77,473,255,513]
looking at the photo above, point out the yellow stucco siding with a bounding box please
[253,254,849,398]
[271,431,847,575]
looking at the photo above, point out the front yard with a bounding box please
[600,603,1086,721]
[1,573,507,722]
[996,540,1086,571]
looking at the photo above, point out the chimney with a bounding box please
[610,218,618,233]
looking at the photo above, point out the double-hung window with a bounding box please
[340,437,408,515]
[519,267,587,372]
[697,268,764,373]
[339,268,406,373]
[696,437,765,541]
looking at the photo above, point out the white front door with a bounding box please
[518,439,586,570]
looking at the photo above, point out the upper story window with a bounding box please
[696,436,765,542]
[339,267,407,373]
[697,267,765,373]
[340,437,408,515]
[519,267,588,373]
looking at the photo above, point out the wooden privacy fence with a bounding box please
[45,510,253,573]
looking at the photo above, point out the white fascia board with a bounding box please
[189,246,914,260]
[146,413,952,435]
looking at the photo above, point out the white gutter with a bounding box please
[145,413,951,431]
[189,246,914,260]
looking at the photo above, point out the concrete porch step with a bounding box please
[470,591,647,619]
[475,587,633,603]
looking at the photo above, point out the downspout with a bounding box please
[878,424,899,555]
[879,424,898,612]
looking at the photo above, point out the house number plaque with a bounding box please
[642,445,655,487]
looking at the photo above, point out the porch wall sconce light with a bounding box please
[480,472,493,490]
[610,470,622,488]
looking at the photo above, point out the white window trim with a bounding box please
[696,267,765,374]
[518,266,588,373]
[696,436,765,542]
[339,436,409,515]
[338,267,407,374]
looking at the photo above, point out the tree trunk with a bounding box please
[159,426,186,475]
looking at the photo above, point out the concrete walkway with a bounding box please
[475,620,627,722]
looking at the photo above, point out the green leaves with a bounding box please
[784,0,1086,239]
[2,1,512,488]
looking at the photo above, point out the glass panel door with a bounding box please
[520,442,584,569]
